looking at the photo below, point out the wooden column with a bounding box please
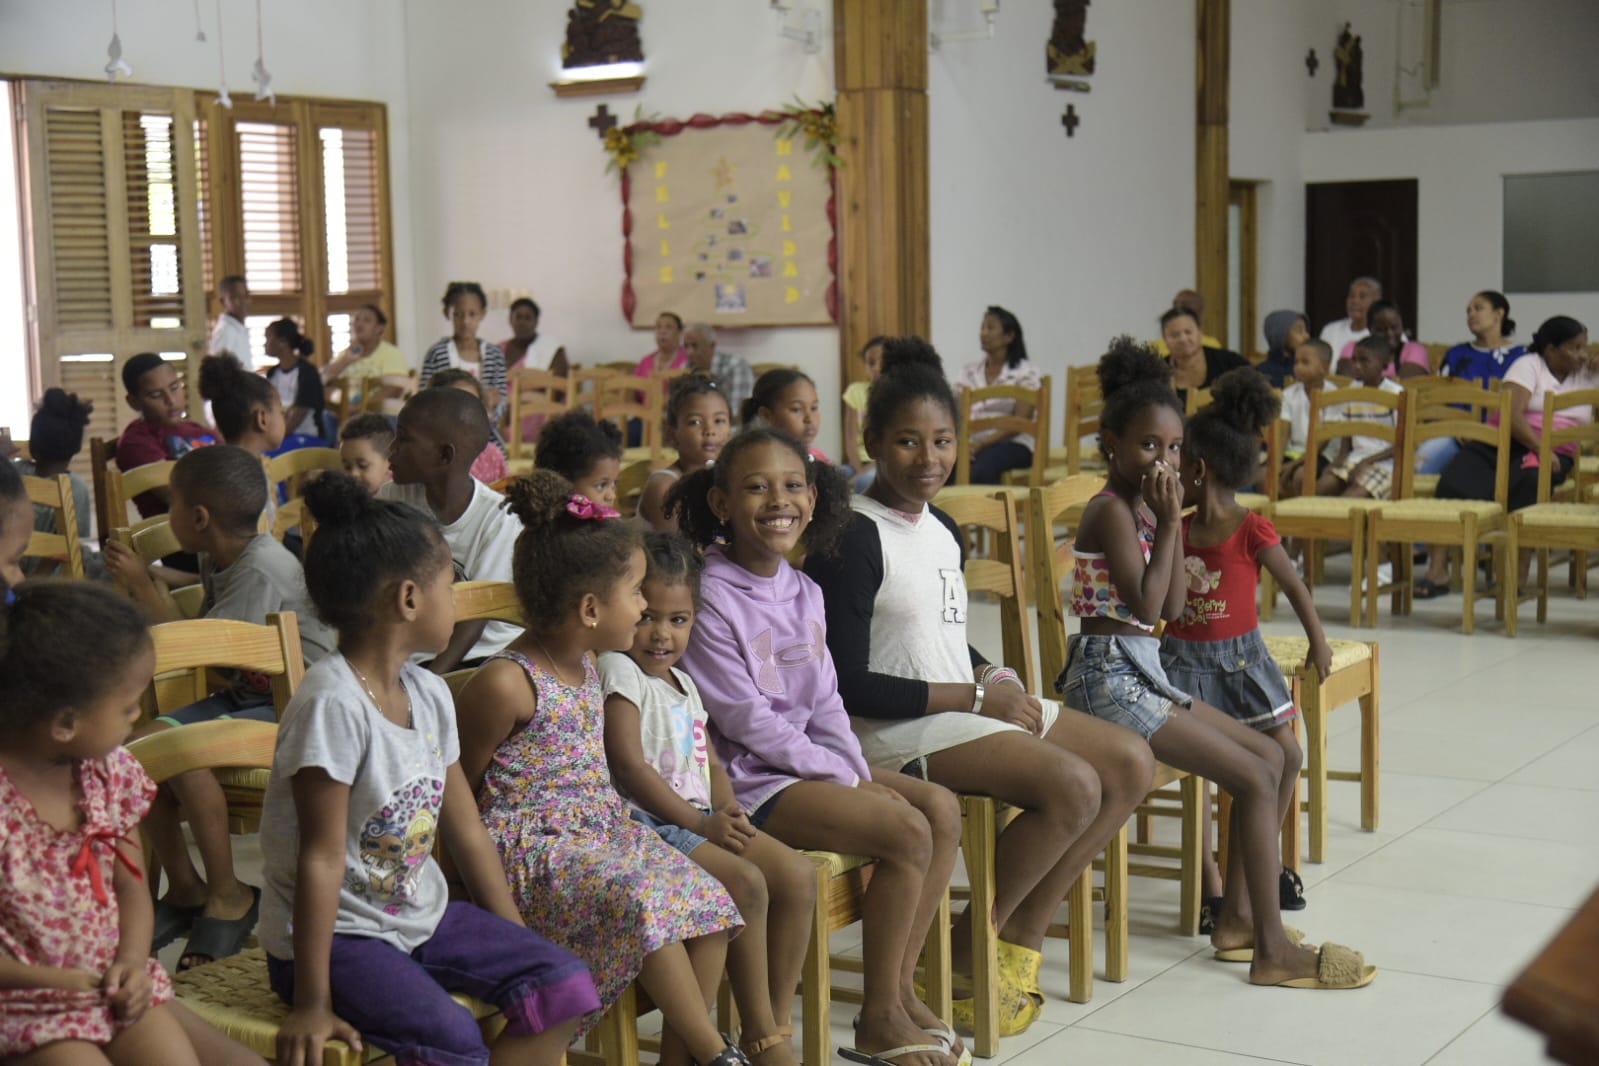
[834,0,930,384]
[1195,0,1230,345]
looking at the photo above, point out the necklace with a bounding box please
[348,660,413,729]
[534,636,583,686]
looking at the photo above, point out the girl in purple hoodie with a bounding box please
[672,428,964,1066]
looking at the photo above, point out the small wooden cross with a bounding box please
[1061,104,1080,138]
[588,104,618,138]
[1305,48,1319,76]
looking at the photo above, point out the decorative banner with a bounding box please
[620,112,836,328]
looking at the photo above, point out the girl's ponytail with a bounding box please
[505,470,641,633]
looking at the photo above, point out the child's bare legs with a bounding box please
[639,933,730,1066]
[154,770,256,967]
[1148,701,1321,986]
[990,710,1154,956]
[1198,721,1303,901]
[762,776,960,1066]
[167,1001,267,1065]
[489,1018,581,1066]
[690,836,812,1064]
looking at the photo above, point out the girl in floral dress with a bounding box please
[0,576,262,1066]
[456,471,749,1066]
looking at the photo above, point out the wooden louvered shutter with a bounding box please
[21,80,206,449]
[312,103,394,362]
[236,118,303,296]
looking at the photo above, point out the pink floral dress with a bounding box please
[0,747,173,1055]
[477,651,741,1028]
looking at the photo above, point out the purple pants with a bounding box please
[267,901,599,1066]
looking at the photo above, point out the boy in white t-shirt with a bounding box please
[1278,338,1340,500]
[1317,336,1405,500]
[381,388,522,671]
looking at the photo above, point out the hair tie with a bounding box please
[566,495,619,522]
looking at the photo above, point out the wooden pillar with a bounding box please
[1195,0,1230,345]
[833,0,930,384]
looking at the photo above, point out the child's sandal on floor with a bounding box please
[739,1027,792,1059]
[698,1041,753,1065]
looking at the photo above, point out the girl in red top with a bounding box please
[1159,369,1333,931]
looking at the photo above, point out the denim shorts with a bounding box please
[1055,634,1192,740]
[629,807,710,856]
[1160,631,1295,731]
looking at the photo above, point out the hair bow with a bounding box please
[566,495,620,521]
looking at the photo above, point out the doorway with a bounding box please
[1305,179,1419,335]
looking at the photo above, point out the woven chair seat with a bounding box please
[1272,497,1386,518]
[1263,636,1372,677]
[173,948,496,1064]
[1517,503,1599,530]
[1375,499,1503,521]
[215,767,272,791]
[802,850,874,878]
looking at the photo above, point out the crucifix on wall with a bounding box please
[1061,104,1081,137]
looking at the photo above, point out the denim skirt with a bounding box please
[1055,634,1192,740]
[1159,630,1295,731]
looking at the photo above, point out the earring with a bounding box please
[586,620,596,629]
[1193,476,1203,486]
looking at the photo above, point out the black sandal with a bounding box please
[1280,867,1307,911]
[697,1040,753,1066]
[1413,578,1451,600]
[177,886,260,971]
[1199,895,1224,935]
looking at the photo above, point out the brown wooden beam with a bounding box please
[1195,0,1230,345]
[833,0,930,385]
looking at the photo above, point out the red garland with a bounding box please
[617,110,838,327]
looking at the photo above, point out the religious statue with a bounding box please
[1333,22,1364,111]
[562,0,644,69]
[1047,0,1096,77]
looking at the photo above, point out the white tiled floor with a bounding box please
[211,558,1595,1065]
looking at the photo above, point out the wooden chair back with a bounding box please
[104,458,176,535]
[1184,386,1214,417]
[1424,343,1450,374]
[90,436,114,544]
[142,613,305,721]
[508,368,571,457]
[1300,386,1406,498]
[598,360,641,375]
[1535,388,1599,503]
[596,374,665,460]
[21,473,86,578]
[750,362,795,380]
[571,366,623,413]
[955,376,1052,488]
[269,497,318,547]
[1257,417,1289,505]
[110,516,205,618]
[932,490,1036,691]
[358,371,416,415]
[615,458,654,519]
[1402,381,1509,484]
[453,580,525,625]
[263,447,341,500]
[1028,478,1106,687]
[1063,365,1104,475]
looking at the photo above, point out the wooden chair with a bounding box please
[263,447,342,500]
[750,362,794,380]
[130,721,502,1066]
[270,498,318,546]
[596,373,669,467]
[954,377,1052,489]
[90,435,115,543]
[1029,483,1205,948]
[1504,388,1599,637]
[1424,343,1450,374]
[614,458,655,519]
[110,517,204,619]
[21,472,86,578]
[1262,386,1407,627]
[452,579,524,626]
[358,371,417,415]
[1058,365,1105,478]
[105,457,178,537]
[1364,383,1512,632]
[507,367,571,458]
[1262,637,1381,864]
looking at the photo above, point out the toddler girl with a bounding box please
[1159,368,1332,927]
[1058,339,1374,991]
[742,369,830,464]
[601,533,814,1066]
[0,578,263,1065]
[264,319,327,446]
[670,430,964,1066]
[259,473,598,1066]
[534,409,624,511]
[455,471,748,1066]
[639,374,732,533]
[841,336,885,490]
[421,282,508,421]
[336,413,394,495]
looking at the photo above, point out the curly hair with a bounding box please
[535,409,623,483]
[1184,368,1280,490]
[642,531,703,605]
[504,470,644,634]
[666,373,730,428]
[29,388,93,464]
[0,580,151,733]
[199,352,278,444]
[1097,336,1184,459]
[863,336,958,448]
[301,472,449,635]
[666,427,852,559]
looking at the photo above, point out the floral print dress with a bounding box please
[477,651,741,1025]
[0,748,173,1055]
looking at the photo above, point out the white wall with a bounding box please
[398,0,841,445]
[0,0,419,356]
[1301,117,1599,345]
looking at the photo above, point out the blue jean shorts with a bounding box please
[1055,634,1192,740]
[1160,631,1295,731]
[629,807,710,856]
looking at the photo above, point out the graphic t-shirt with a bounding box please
[1165,511,1281,641]
[259,655,460,957]
[598,651,713,810]
[115,419,215,517]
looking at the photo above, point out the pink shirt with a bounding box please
[1339,339,1430,376]
[1502,354,1599,456]
[634,348,688,377]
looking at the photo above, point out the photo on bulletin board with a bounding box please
[619,112,837,328]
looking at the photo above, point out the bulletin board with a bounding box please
[621,112,837,328]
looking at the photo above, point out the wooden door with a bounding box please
[1304,179,1418,335]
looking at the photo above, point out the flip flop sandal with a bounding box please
[1280,867,1308,911]
[1264,941,1378,990]
[152,898,203,951]
[1413,578,1451,600]
[1198,895,1225,935]
[920,1025,971,1066]
[697,1044,752,1066]
[1213,924,1308,963]
[177,886,260,972]
[840,1043,954,1065]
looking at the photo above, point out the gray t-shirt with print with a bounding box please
[258,654,461,958]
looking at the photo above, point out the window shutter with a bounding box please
[320,125,383,295]
[41,107,114,332]
[122,111,185,328]
[236,120,303,295]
